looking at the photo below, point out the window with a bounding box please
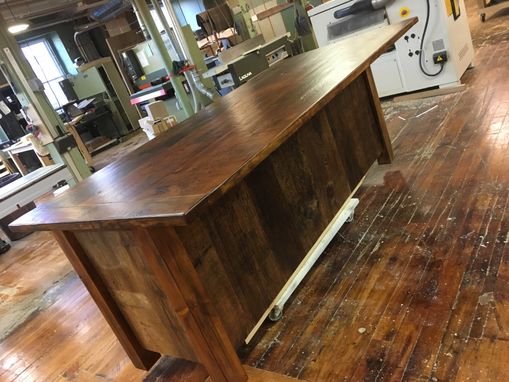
[150,6,175,33]
[149,6,184,62]
[20,39,68,109]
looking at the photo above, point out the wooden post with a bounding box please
[364,68,394,164]
[137,227,248,382]
[53,231,161,370]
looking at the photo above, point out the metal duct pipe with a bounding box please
[74,22,101,62]
[190,70,217,100]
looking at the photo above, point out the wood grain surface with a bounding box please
[10,20,416,232]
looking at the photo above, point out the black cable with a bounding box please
[419,0,445,77]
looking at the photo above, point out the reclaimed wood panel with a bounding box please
[175,101,360,346]
[52,231,161,370]
[176,73,382,347]
[73,230,196,361]
[324,74,383,188]
[137,228,247,382]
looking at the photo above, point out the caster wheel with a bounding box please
[480,13,486,22]
[269,305,283,322]
[346,211,355,223]
[0,240,11,255]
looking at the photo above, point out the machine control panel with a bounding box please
[402,32,422,58]
[265,46,290,67]
[216,73,235,89]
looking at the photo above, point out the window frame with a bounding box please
[19,37,69,109]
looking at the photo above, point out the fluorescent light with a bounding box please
[8,23,30,34]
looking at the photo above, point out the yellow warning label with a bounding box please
[437,56,443,62]
[446,0,461,18]
[445,0,453,16]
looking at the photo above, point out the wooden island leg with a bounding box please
[138,227,248,382]
[139,228,311,382]
[53,231,161,370]
[364,68,394,165]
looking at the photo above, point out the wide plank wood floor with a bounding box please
[1,1,508,380]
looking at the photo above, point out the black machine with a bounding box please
[122,50,145,80]
[207,34,294,92]
[229,35,294,87]
[59,79,79,103]
[0,91,26,142]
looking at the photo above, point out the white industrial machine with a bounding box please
[308,0,474,97]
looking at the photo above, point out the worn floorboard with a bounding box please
[0,1,508,380]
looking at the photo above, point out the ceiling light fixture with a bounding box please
[7,23,30,34]
[5,0,30,34]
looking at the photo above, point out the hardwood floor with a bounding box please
[0,268,145,382]
[1,2,508,381]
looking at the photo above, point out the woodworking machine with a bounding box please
[308,0,474,96]
[202,34,293,91]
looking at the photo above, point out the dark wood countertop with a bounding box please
[12,19,416,231]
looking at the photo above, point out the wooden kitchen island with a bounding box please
[12,20,415,382]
